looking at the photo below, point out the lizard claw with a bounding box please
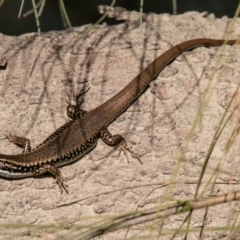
[55,172,69,194]
[66,90,76,106]
[0,131,13,141]
[65,87,90,106]
[117,141,142,165]
[58,179,69,194]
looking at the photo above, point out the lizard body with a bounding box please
[0,38,238,192]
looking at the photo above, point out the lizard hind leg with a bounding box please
[65,88,90,120]
[100,127,142,164]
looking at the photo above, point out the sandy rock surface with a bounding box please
[0,6,240,239]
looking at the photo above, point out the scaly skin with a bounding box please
[0,38,238,193]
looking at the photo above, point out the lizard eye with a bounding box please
[0,161,5,168]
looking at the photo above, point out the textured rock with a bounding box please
[0,6,240,239]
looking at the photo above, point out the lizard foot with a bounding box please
[43,164,69,194]
[56,175,69,194]
[2,133,31,154]
[116,141,142,165]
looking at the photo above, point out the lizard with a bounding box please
[0,38,238,193]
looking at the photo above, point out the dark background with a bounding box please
[0,0,239,36]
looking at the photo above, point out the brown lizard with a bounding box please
[0,38,238,193]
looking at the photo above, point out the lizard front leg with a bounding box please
[37,164,68,194]
[5,134,31,154]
